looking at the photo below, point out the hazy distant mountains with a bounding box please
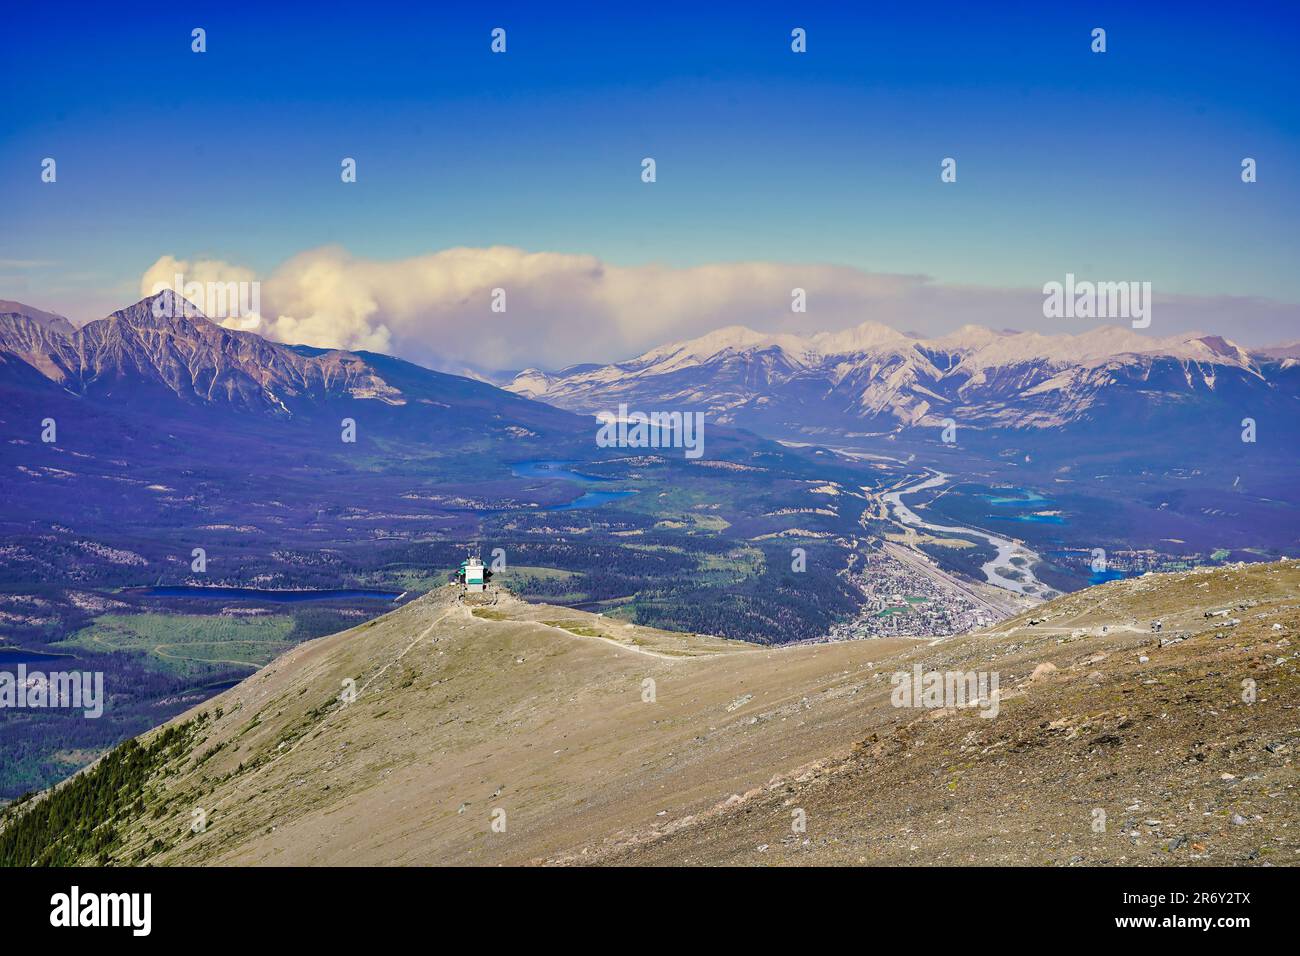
[6,294,1296,450]
[508,321,1299,441]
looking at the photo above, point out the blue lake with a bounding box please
[512,459,637,510]
[201,677,246,690]
[980,488,1052,506]
[547,490,637,511]
[139,586,401,603]
[0,648,82,668]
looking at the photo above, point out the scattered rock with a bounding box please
[1029,662,1058,682]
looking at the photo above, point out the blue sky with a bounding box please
[2,1,1298,352]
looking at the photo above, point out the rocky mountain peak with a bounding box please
[0,299,76,336]
[0,294,405,414]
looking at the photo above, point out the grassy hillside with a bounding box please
[3,561,1296,866]
[584,561,1300,865]
[64,613,297,675]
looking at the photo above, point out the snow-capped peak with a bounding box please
[623,325,816,378]
[505,318,1262,418]
[628,319,916,371]
[504,368,554,399]
[808,320,911,356]
[925,324,1017,352]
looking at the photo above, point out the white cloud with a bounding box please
[138,246,1300,370]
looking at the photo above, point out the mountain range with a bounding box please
[0,291,583,443]
[507,321,1300,441]
[9,296,1294,447]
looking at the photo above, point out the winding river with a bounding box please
[883,471,1052,597]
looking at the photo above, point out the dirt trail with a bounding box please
[104,587,910,865]
[67,561,1299,867]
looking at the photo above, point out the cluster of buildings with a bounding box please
[831,549,996,639]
